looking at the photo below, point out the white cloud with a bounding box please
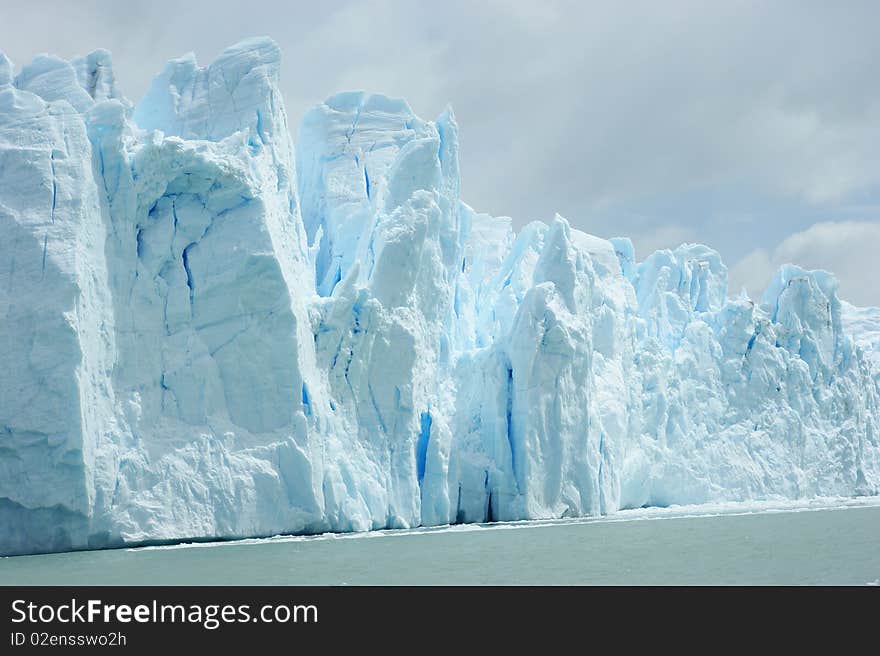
[3,1,880,267]
[730,220,880,306]
[630,225,698,260]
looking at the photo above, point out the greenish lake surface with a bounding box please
[2,502,879,585]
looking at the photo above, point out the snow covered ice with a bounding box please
[1,38,879,556]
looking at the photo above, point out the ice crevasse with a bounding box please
[1,38,878,555]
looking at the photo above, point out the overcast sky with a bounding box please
[2,0,879,304]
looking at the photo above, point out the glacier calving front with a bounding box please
[1,39,878,555]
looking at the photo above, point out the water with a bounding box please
[2,501,879,585]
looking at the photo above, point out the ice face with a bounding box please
[841,301,880,373]
[1,38,878,555]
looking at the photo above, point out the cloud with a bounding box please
[2,1,880,270]
[729,220,880,306]
[628,225,698,260]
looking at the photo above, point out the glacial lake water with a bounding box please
[2,500,879,585]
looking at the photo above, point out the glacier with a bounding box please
[1,38,879,556]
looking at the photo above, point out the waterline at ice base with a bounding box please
[1,38,878,556]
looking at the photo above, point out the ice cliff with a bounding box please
[2,39,879,555]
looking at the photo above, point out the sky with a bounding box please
[2,0,879,305]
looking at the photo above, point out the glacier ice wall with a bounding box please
[1,38,879,555]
